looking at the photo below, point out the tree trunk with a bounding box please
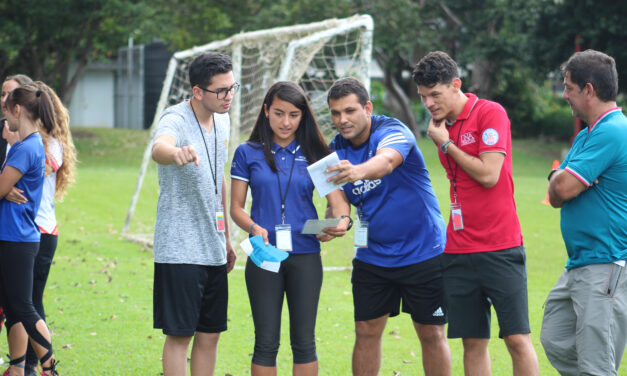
[468,59,495,99]
[373,49,419,137]
[468,18,499,99]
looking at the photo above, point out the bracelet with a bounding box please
[339,215,353,231]
[440,139,454,154]
[249,223,257,234]
[547,169,558,181]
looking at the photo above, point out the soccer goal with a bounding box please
[122,14,374,245]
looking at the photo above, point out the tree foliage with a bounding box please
[1,0,623,134]
[0,0,151,102]
[530,0,627,94]
[141,0,235,50]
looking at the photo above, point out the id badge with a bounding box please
[215,206,226,233]
[354,221,368,248]
[275,224,293,251]
[451,203,464,231]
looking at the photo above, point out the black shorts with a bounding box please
[153,263,228,336]
[442,246,530,339]
[351,255,447,325]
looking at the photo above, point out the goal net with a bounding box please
[123,14,374,246]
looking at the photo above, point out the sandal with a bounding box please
[41,359,59,376]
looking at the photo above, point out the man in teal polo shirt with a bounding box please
[542,49,627,376]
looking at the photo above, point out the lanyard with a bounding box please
[444,120,464,203]
[344,137,370,221]
[275,147,297,224]
[190,101,218,196]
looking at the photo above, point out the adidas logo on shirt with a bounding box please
[351,179,382,195]
[432,307,444,317]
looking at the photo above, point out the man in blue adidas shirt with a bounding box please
[326,77,450,376]
[541,50,627,376]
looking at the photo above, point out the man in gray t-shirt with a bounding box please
[153,103,230,265]
[151,52,237,376]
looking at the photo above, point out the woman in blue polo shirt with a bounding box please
[231,81,351,376]
[0,84,61,376]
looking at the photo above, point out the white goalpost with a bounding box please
[122,14,374,246]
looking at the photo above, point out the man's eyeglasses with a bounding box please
[197,83,240,100]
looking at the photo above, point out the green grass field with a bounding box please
[2,127,625,375]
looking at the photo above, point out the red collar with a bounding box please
[453,93,479,124]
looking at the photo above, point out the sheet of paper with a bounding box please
[240,238,253,255]
[306,151,346,198]
[259,261,281,273]
[301,218,342,234]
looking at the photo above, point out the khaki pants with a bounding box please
[541,263,627,376]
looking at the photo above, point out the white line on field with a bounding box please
[233,266,351,271]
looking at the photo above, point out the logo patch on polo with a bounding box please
[482,128,499,145]
[460,132,476,146]
[351,179,382,195]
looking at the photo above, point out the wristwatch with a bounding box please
[340,215,353,231]
[440,140,454,154]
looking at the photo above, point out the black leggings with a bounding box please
[245,252,323,367]
[26,234,58,367]
[0,241,53,363]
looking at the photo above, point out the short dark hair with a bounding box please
[412,51,459,88]
[188,52,232,88]
[327,77,369,106]
[561,49,618,102]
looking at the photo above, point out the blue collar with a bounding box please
[271,140,300,154]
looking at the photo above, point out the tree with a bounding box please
[530,0,627,94]
[141,0,236,51]
[406,0,546,135]
[0,0,151,103]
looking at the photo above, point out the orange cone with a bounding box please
[542,160,560,205]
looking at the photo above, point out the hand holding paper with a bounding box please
[306,152,346,198]
[301,218,341,234]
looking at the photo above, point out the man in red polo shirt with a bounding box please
[412,51,539,375]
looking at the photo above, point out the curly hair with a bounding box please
[35,82,77,200]
[412,51,460,88]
